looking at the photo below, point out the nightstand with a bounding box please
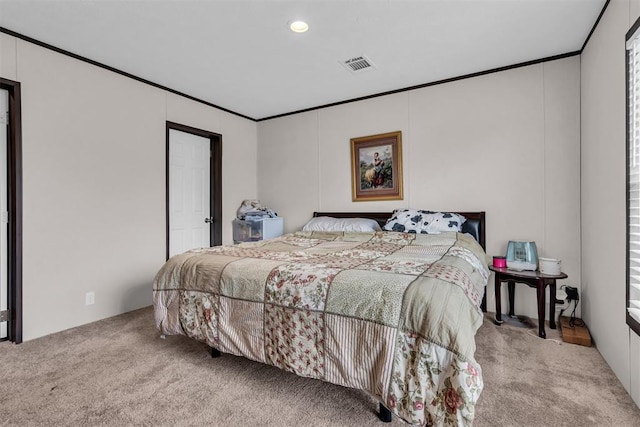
[489,265,568,339]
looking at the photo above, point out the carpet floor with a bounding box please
[1,307,638,426]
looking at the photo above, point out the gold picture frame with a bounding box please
[350,131,403,202]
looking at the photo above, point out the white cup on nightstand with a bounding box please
[539,257,562,275]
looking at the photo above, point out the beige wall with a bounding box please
[0,33,258,341]
[258,57,581,321]
[581,0,640,407]
[0,32,17,80]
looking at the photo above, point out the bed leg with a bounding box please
[378,403,392,422]
[210,347,221,358]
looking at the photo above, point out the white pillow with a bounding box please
[302,217,382,232]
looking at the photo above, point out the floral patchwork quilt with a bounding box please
[153,230,489,426]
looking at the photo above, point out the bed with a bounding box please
[153,210,489,426]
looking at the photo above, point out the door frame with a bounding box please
[0,78,23,344]
[166,122,222,260]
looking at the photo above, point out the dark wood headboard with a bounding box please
[312,211,486,250]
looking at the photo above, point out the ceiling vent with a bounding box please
[342,55,375,73]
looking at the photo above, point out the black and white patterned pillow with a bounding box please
[383,209,466,234]
[423,211,466,234]
[382,209,428,233]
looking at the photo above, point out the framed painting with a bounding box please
[350,131,403,202]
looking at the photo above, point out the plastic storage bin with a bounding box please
[233,217,283,243]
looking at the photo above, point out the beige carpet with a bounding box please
[1,307,638,426]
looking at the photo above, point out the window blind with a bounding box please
[627,30,640,329]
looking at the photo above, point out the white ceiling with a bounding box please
[0,0,606,120]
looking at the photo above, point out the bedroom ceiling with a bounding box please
[0,0,606,120]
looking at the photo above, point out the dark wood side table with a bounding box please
[489,266,567,339]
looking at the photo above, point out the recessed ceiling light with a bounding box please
[289,20,309,33]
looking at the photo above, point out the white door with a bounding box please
[0,90,8,340]
[169,129,211,257]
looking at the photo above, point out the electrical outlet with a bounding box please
[85,291,95,306]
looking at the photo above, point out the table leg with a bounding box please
[549,281,557,330]
[508,280,515,317]
[536,280,546,339]
[494,274,503,324]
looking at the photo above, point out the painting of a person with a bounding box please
[352,133,402,201]
[372,152,384,187]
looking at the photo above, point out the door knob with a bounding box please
[204,217,214,223]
